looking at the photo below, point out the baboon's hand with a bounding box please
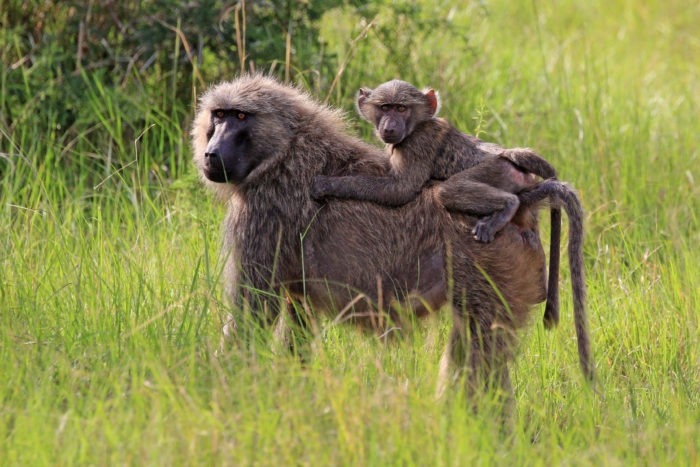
[310,175,332,200]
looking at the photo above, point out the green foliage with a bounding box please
[1,0,699,464]
[0,0,353,187]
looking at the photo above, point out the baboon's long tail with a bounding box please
[520,180,594,382]
[544,207,561,328]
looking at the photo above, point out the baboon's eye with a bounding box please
[396,105,407,112]
[380,104,391,112]
[237,112,246,121]
[214,109,225,119]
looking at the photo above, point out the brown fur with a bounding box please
[192,75,586,399]
[310,80,586,348]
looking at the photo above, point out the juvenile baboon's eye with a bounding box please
[396,105,407,112]
[215,110,225,119]
[237,112,246,120]
[380,104,391,112]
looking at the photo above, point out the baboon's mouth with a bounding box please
[203,158,235,183]
[381,133,404,145]
[203,157,253,184]
[204,167,233,183]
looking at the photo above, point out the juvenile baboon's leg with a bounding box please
[472,203,521,244]
[436,177,521,243]
[437,160,526,243]
[436,163,521,216]
[500,148,557,179]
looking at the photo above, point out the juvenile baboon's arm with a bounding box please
[311,157,434,207]
[311,174,424,206]
[436,171,521,243]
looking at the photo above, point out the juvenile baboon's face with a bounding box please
[201,108,258,184]
[357,87,413,145]
[356,80,439,146]
[373,101,412,145]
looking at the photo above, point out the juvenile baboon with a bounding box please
[192,75,594,402]
[311,80,567,328]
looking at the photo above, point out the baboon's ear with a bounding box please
[356,87,373,119]
[424,89,440,116]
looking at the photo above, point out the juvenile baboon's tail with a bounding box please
[519,180,594,382]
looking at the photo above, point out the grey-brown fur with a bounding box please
[192,75,592,400]
[310,80,571,331]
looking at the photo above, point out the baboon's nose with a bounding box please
[382,129,397,141]
[205,152,219,159]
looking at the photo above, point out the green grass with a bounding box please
[2,0,699,464]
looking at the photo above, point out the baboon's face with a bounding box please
[374,103,412,145]
[202,108,258,184]
[357,88,412,145]
[356,80,439,146]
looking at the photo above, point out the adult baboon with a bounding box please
[311,79,570,329]
[192,75,594,399]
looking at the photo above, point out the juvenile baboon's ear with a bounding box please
[424,89,440,116]
[356,87,374,119]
